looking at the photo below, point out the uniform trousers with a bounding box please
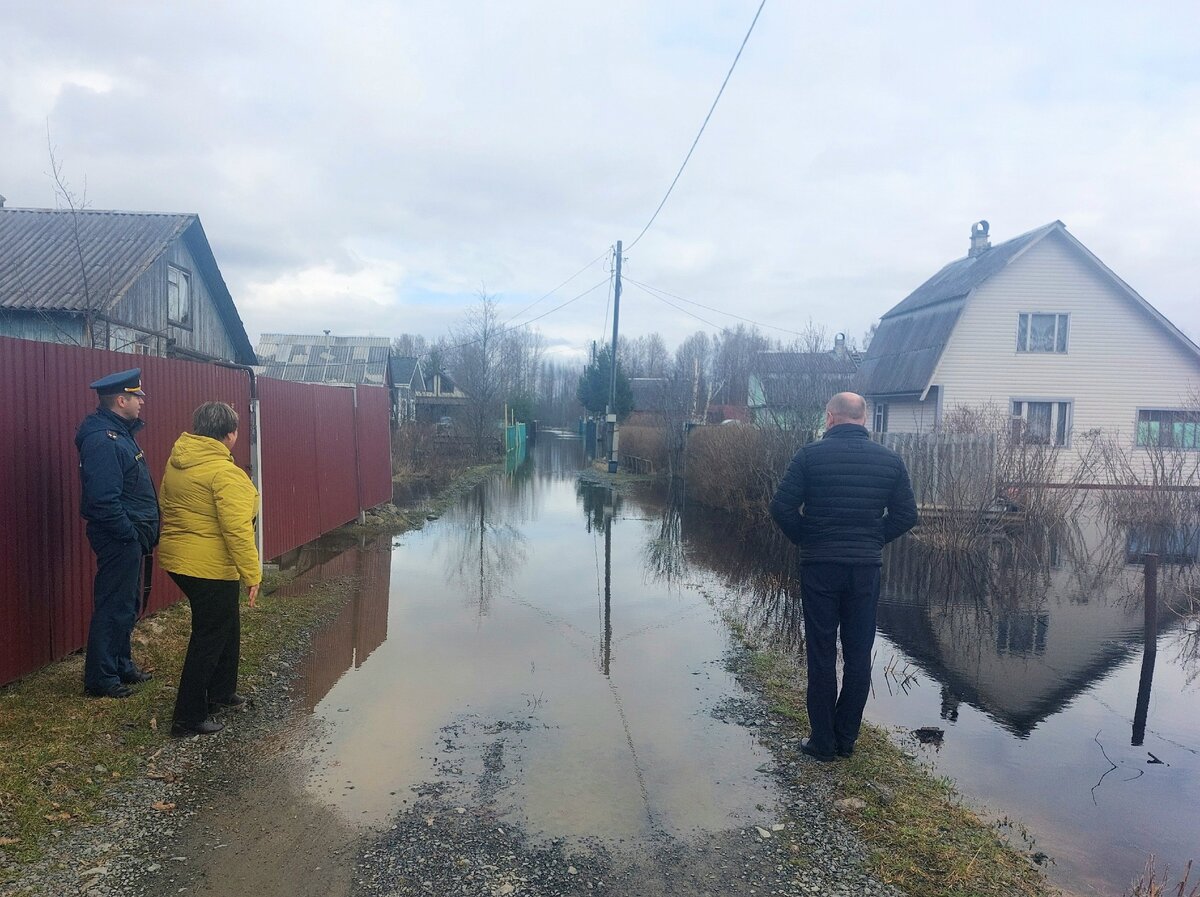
[170,573,241,725]
[799,563,881,756]
[84,534,143,692]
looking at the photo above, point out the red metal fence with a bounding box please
[0,336,392,685]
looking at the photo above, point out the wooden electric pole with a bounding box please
[607,240,623,473]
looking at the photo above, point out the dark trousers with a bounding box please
[171,573,241,725]
[800,563,881,755]
[84,536,143,691]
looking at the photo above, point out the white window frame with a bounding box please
[1016,312,1069,354]
[1134,407,1200,451]
[167,264,193,329]
[872,401,889,434]
[1010,398,1073,447]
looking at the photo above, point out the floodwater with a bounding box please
[289,431,780,846]
[690,491,1200,896]
[288,431,1199,896]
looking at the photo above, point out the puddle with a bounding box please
[292,431,780,844]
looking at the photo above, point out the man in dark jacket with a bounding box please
[769,392,918,760]
[75,368,160,698]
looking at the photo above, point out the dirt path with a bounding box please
[117,645,897,897]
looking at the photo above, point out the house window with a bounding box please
[1016,313,1069,353]
[167,265,193,328]
[1136,409,1200,450]
[1011,400,1072,446]
[873,402,889,434]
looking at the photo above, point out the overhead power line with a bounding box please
[503,248,612,325]
[626,0,768,252]
[623,275,808,336]
[625,279,722,330]
[422,277,611,359]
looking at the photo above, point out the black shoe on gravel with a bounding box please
[171,718,225,737]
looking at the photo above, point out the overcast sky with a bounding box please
[3,1,1198,360]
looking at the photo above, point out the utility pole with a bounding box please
[607,240,623,474]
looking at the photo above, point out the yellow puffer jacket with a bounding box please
[158,432,261,585]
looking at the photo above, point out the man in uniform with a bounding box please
[75,368,160,698]
[769,392,919,760]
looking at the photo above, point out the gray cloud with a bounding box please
[2,1,1198,355]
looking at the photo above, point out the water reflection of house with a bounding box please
[877,510,1177,736]
[275,538,392,710]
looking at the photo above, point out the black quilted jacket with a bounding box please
[769,423,918,566]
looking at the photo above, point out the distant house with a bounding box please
[626,377,674,426]
[388,355,426,425]
[748,336,859,429]
[256,334,392,387]
[0,205,255,364]
[414,368,469,424]
[857,221,1200,448]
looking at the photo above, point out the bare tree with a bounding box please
[448,292,505,458]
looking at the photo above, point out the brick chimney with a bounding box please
[969,220,991,257]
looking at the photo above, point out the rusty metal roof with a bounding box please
[256,333,392,386]
[0,207,256,364]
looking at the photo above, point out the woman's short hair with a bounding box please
[193,402,239,440]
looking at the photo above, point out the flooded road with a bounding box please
[187,429,1196,897]
[297,431,781,844]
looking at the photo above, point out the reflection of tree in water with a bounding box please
[642,478,687,587]
[444,479,529,616]
[673,501,806,654]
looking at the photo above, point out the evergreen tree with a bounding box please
[576,346,633,419]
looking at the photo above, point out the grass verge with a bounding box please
[0,463,498,882]
[742,646,1056,897]
[0,569,350,878]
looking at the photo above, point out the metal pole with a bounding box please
[1133,553,1159,746]
[607,240,622,474]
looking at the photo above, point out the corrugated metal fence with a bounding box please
[0,336,392,685]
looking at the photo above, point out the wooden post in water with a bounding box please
[1132,553,1159,746]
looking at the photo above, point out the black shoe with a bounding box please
[121,668,153,684]
[171,718,225,737]
[800,739,837,762]
[837,744,855,758]
[86,684,134,699]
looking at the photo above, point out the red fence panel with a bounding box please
[257,376,321,562]
[355,385,393,510]
[1,336,397,686]
[312,386,360,535]
[0,339,54,684]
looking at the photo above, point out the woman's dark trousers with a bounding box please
[799,563,881,756]
[170,573,240,725]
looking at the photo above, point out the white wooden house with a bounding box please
[857,221,1200,456]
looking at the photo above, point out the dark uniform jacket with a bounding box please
[75,407,160,550]
[769,423,918,566]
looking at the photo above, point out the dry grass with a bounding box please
[0,570,362,879]
[684,424,801,518]
[1126,858,1199,897]
[744,647,1055,897]
[618,425,668,472]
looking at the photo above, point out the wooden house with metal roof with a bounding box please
[0,204,255,364]
[857,221,1200,450]
[749,336,859,430]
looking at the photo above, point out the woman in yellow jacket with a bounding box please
[158,402,261,736]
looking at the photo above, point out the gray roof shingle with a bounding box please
[0,207,255,364]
